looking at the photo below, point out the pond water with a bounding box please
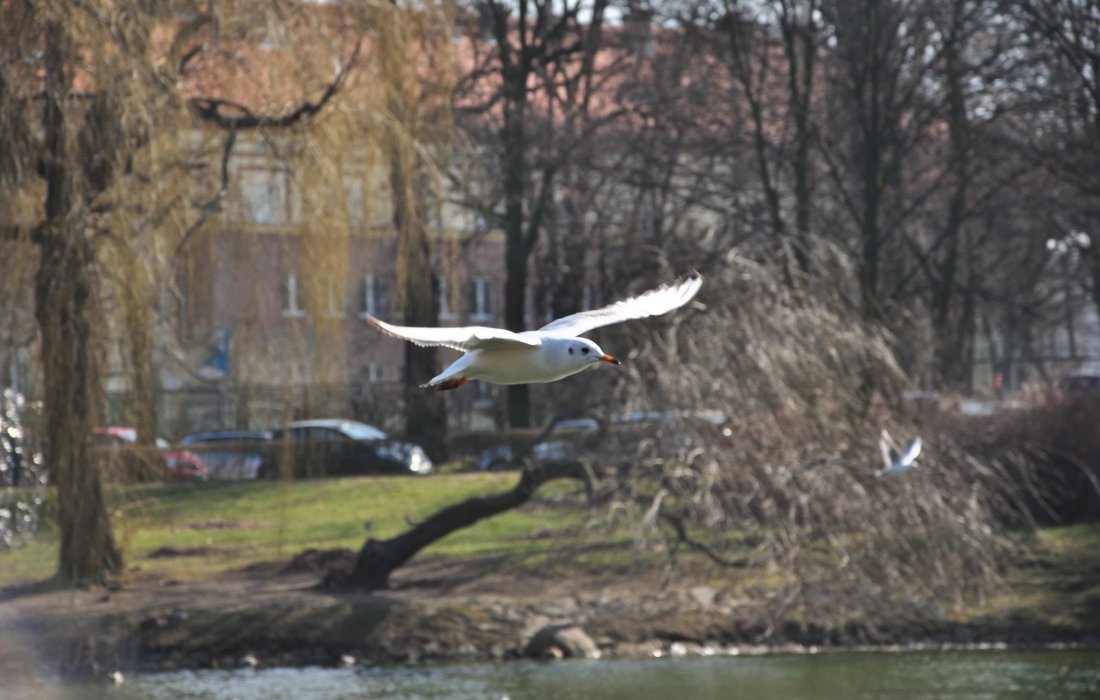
[21,648,1100,700]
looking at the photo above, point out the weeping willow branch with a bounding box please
[187,39,361,130]
[171,125,236,263]
[658,509,757,569]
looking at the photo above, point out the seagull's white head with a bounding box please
[564,338,620,369]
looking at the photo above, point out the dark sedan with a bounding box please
[179,430,272,480]
[260,419,432,479]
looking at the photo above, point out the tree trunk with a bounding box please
[35,237,123,585]
[932,2,973,389]
[502,68,532,429]
[403,313,447,462]
[786,1,817,275]
[35,20,121,586]
[504,240,531,427]
[121,251,159,474]
[376,0,449,461]
[346,460,587,589]
[487,0,537,430]
[392,144,448,462]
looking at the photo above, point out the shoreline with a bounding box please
[3,566,1097,679]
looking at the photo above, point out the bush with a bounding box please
[587,257,1018,620]
[951,393,1100,526]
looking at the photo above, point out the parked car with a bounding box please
[260,419,432,479]
[179,430,272,480]
[1060,368,1100,394]
[93,427,210,481]
[477,418,599,471]
[476,411,731,470]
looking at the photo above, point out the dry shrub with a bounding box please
[593,255,1019,621]
[950,393,1100,526]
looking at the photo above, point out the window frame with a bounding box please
[282,273,306,318]
[469,276,494,322]
[235,166,293,225]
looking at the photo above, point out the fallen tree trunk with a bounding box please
[340,459,590,589]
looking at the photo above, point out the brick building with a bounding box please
[161,130,508,436]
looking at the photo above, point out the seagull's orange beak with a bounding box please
[601,354,621,365]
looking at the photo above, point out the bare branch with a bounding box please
[188,38,361,130]
[172,125,236,263]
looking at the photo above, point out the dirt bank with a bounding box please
[2,548,1097,681]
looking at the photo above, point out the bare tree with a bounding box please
[454,0,615,427]
[816,0,941,320]
[1,2,185,583]
[1015,0,1100,323]
[378,2,454,461]
[33,17,123,583]
[0,1,374,584]
[714,0,823,279]
[902,0,1057,388]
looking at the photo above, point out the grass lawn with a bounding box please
[5,473,1099,636]
[0,472,613,584]
[976,523,1100,630]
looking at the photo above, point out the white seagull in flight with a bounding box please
[877,429,922,475]
[368,275,702,390]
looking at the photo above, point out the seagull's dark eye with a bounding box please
[581,347,590,354]
[568,348,574,355]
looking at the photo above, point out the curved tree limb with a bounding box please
[342,458,591,589]
[171,125,236,264]
[187,38,361,130]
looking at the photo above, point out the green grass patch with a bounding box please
[7,474,1099,629]
[0,473,595,584]
[969,522,1100,630]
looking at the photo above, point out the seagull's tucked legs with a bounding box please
[369,275,702,390]
[432,377,468,391]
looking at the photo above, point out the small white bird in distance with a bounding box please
[368,275,702,390]
[877,429,922,475]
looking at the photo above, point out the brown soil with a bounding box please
[1,548,1096,681]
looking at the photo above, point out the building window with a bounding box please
[325,281,345,318]
[440,278,456,320]
[282,273,305,317]
[237,168,291,224]
[469,277,493,321]
[344,176,365,229]
[360,274,388,318]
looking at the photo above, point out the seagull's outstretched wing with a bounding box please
[900,435,921,466]
[879,428,899,467]
[538,275,702,337]
[367,316,541,352]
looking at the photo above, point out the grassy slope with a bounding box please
[2,475,1098,635]
[976,524,1100,630]
[0,473,608,583]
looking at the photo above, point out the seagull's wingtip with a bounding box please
[678,273,704,299]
